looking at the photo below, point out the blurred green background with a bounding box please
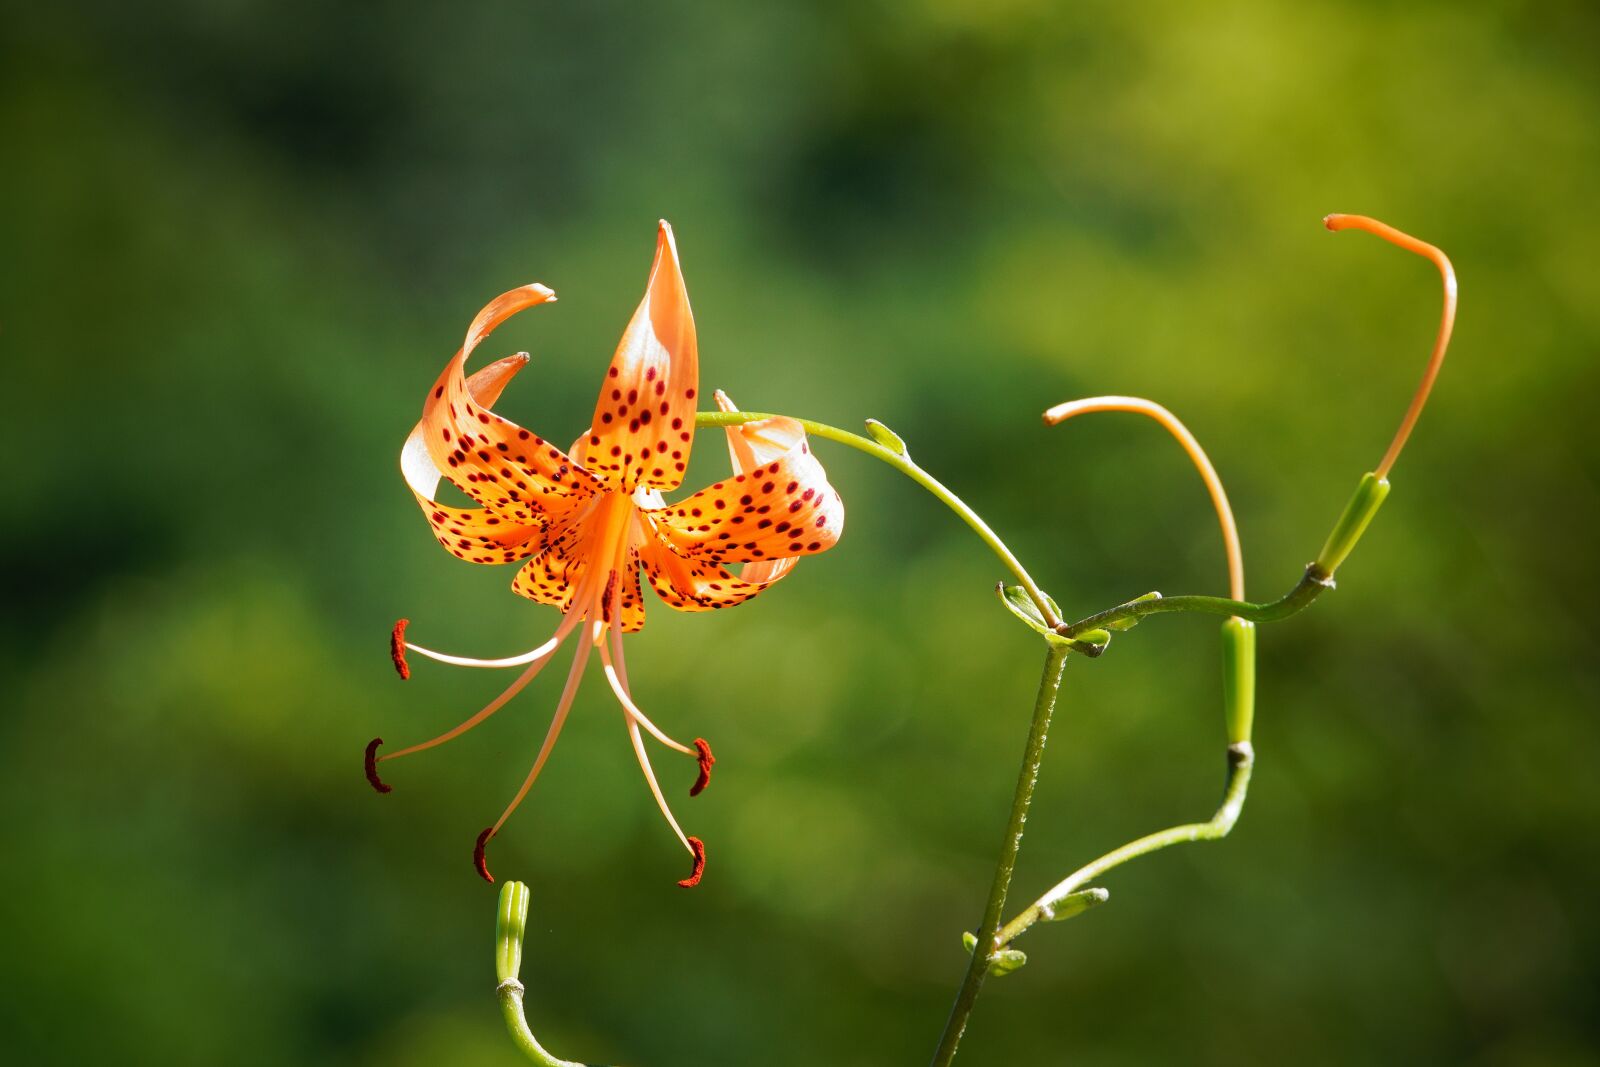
[4,2,1598,1064]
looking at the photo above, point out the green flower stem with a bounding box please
[495,881,596,1067]
[998,616,1259,951]
[929,643,1071,1067]
[996,742,1255,952]
[695,410,1061,629]
[1059,562,1334,635]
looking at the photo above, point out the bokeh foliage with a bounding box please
[3,2,1599,1064]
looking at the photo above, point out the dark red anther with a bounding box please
[364,738,392,794]
[678,836,706,888]
[690,737,716,797]
[474,828,496,883]
[390,619,411,680]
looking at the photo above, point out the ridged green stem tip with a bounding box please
[1315,472,1391,574]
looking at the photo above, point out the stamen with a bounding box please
[391,619,411,680]
[678,836,706,888]
[600,638,696,757]
[365,738,392,793]
[487,636,595,837]
[474,827,495,883]
[402,633,562,669]
[624,714,696,858]
[1323,214,1458,480]
[1044,397,1244,601]
[691,738,715,797]
[378,643,561,764]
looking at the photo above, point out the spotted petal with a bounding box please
[637,535,771,612]
[650,425,843,568]
[584,221,699,494]
[417,285,603,520]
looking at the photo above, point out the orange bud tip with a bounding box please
[474,828,496,883]
[364,738,392,794]
[677,836,706,888]
[690,737,716,797]
[390,619,411,680]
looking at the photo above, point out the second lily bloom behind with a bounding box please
[368,222,844,885]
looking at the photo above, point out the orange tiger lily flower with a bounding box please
[367,222,844,886]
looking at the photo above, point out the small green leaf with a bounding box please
[1039,887,1110,923]
[997,584,1068,644]
[1103,592,1161,630]
[962,931,1028,976]
[987,949,1028,976]
[864,419,907,455]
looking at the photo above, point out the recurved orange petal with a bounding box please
[418,285,603,519]
[584,222,699,494]
[650,428,843,568]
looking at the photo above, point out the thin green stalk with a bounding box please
[1059,563,1333,635]
[996,741,1254,950]
[495,881,594,1067]
[929,643,1071,1067]
[696,410,1060,629]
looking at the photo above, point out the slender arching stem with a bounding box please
[696,410,1061,629]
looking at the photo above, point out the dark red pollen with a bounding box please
[678,836,706,888]
[691,737,716,796]
[364,738,392,793]
[390,619,411,680]
[474,828,496,883]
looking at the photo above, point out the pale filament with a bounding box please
[401,634,563,669]
[625,712,694,855]
[1323,213,1458,480]
[1044,397,1245,601]
[488,632,594,836]
[381,565,600,763]
[601,637,695,756]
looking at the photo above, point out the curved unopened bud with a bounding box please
[1044,397,1244,601]
[1323,214,1457,480]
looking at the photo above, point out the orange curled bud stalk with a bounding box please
[678,836,706,888]
[371,222,845,885]
[1323,214,1458,480]
[690,738,716,797]
[1043,397,1244,601]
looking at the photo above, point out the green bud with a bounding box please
[1314,472,1391,575]
[960,931,1028,976]
[1220,617,1256,745]
[496,881,532,984]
